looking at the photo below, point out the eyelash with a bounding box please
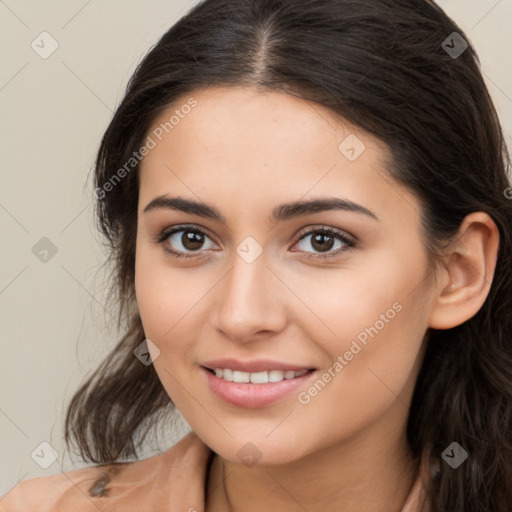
[154,224,357,261]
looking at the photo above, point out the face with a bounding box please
[135,85,436,466]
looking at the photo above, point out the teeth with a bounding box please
[250,371,268,384]
[212,368,309,383]
[269,370,285,382]
[233,370,250,383]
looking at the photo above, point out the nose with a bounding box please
[212,248,287,344]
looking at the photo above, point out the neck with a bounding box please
[205,402,420,512]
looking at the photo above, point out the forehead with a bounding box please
[144,85,375,166]
[138,85,420,230]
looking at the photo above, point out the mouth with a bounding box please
[200,364,318,408]
[202,367,315,384]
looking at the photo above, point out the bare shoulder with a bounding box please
[0,463,114,512]
[0,432,213,512]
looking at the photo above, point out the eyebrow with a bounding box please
[143,195,380,223]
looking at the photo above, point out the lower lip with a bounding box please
[201,366,316,408]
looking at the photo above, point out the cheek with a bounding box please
[282,256,407,352]
[134,252,201,407]
[135,247,195,336]
[134,247,218,374]
[290,301,426,455]
[292,250,429,405]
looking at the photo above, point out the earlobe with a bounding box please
[428,212,500,330]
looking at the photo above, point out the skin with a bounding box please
[134,85,499,512]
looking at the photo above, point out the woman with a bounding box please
[2,0,511,511]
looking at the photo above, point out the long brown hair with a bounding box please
[64,1,512,510]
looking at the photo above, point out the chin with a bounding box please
[203,431,309,467]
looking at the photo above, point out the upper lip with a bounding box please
[201,358,315,373]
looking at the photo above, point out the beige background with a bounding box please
[1,0,511,495]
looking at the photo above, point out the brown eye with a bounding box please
[180,230,205,251]
[292,227,356,259]
[310,232,336,252]
[156,225,217,259]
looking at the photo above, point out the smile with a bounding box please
[201,366,317,408]
[208,368,309,383]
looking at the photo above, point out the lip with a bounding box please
[201,365,317,409]
[201,358,314,373]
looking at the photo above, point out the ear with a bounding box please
[428,212,500,330]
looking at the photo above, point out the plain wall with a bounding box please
[1,0,511,494]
